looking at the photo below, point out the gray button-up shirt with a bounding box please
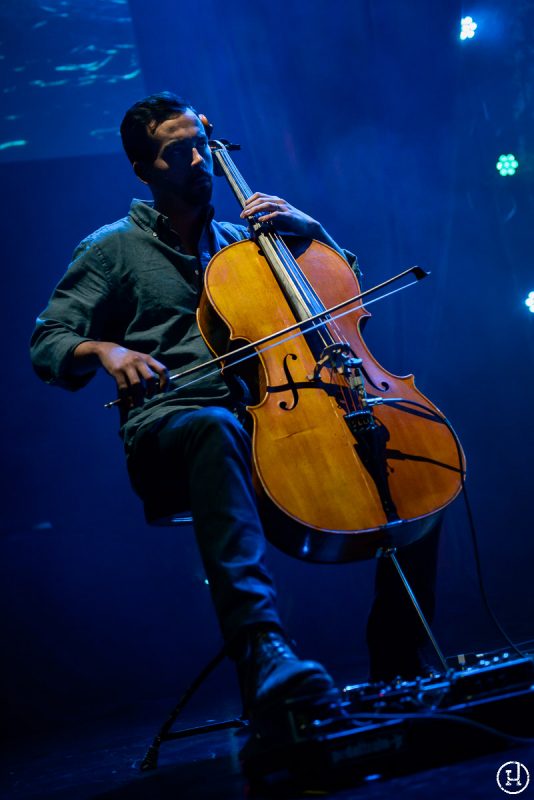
[30,198,359,450]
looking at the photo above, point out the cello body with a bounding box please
[198,236,465,563]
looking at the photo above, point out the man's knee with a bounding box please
[192,405,242,429]
[185,406,250,454]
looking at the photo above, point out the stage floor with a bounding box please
[4,698,533,799]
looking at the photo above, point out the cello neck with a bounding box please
[210,140,331,327]
[210,141,254,210]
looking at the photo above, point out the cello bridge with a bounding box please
[307,342,361,382]
[308,343,372,412]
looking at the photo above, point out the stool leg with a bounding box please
[380,547,449,675]
[141,646,242,771]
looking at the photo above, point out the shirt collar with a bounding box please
[128,198,215,236]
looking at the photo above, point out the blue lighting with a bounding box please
[0,0,144,163]
[497,154,519,176]
[525,292,534,313]
[460,16,478,40]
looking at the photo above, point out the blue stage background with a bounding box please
[1,0,533,736]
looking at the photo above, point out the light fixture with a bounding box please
[496,154,519,176]
[460,16,478,40]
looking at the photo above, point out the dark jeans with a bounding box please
[127,405,441,670]
[127,406,282,643]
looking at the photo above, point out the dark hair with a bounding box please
[120,91,197,164]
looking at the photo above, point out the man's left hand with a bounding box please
[240,192,321,238]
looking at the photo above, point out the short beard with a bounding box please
[182,174,213,207]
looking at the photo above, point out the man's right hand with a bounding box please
[73,341,169,406]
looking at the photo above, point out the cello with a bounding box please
[101,125,465,564]
[192,132,466,563]
[195,133,465,563]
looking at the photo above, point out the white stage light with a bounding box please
[460,16,478,40]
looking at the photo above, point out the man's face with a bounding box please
[139,110,214,206]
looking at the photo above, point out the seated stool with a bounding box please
[140,501,247,771]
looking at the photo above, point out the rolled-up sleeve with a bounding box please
[30,238,112,390]
[342,249,362,282]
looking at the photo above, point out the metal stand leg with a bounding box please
[140,646,247,771]
[380,547,449,675]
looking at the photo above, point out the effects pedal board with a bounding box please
[240,652,534,784]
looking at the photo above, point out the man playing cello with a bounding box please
[31,92,440,725]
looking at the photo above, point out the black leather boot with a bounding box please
[233,626,335,719]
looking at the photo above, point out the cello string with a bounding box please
[266,231,358,361]
[217,147,350,371]
[329,368,355,415]
[104,275,421,408]
[217,147,332,348]
[213,145,372,412]
[216,146,252,204]
[215,145,340,343]
[267,233,338,348]
[258,234,331,349]
[217,144,331,345]
[257,220,362,409]
[266,231,345,332]
[171,264,424,394]
[166,279,420,398]
[263,229,360,405]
